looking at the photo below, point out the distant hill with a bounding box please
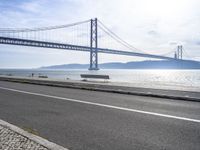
[40,60,200,69]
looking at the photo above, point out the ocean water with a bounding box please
[0,69,200,91]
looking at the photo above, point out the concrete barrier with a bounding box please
[0,76,199,102]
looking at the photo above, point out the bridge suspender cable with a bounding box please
[98,20,146,53]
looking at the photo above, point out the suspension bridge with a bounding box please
[0,18,182,70]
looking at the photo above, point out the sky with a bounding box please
[0,0,200,68]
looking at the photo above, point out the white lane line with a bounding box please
[0,86,200,123]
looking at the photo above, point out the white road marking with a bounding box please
[0,86,200,123]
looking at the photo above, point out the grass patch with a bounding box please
[21,126,40,136]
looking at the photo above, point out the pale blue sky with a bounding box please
[0,0,200,68]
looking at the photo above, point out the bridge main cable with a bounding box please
[0,19,91,33]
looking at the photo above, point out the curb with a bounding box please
[0,119,69,150]
[0,76,199,102]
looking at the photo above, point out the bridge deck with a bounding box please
[0,36,174,60]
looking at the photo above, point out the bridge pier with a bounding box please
[89,18,99,70]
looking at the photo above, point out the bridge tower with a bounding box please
[176,45,183,60]
[89,18,99,70]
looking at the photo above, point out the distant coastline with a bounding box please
[40,60,200,69]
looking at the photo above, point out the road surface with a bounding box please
[0,80,200,150]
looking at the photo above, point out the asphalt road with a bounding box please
[0,80,200,150]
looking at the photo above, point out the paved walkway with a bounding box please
[0,119,68,150]
[0,125,48,150]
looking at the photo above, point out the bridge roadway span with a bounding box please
[0,80,200,150]
[0,36,175,60]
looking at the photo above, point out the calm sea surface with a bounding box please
[0,69,200,91]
